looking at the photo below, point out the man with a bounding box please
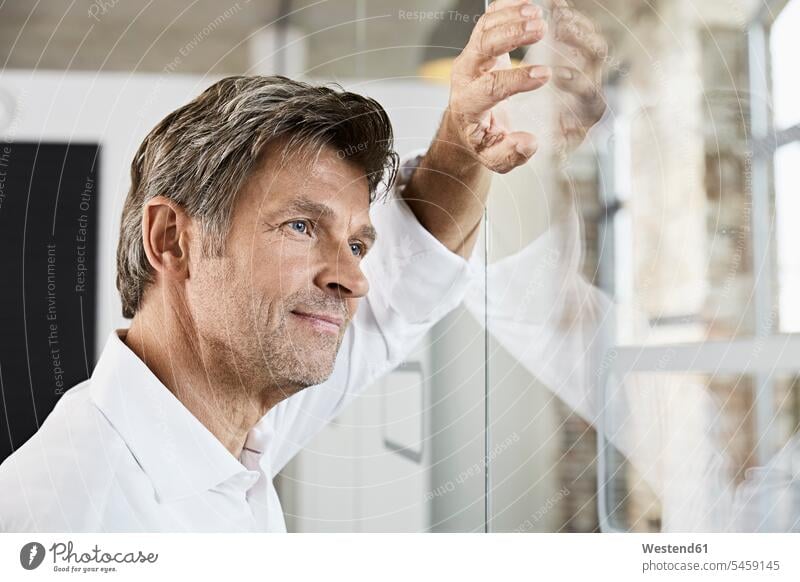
[0,0,604,531]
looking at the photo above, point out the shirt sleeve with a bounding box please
[263,151,478,476]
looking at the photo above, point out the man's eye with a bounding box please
[286,220,311,235]
[350,241,366,257]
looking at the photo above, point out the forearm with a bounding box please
[401,111,492,259]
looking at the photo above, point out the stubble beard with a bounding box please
[253,294,349,398]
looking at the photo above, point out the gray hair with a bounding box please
[116,75,399,318]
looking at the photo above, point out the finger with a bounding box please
[463,65,551,115]
[558,110,589,150]
[553,11,608,63]
[548,0,573,23]
[555,25,608,64]
[486,0,529,14]
[481,2,542,31]
[479,131,539,174]
[466,16,547,65]
[560,111,585,136]
[552,66,600,102]
[552,1,594,31]
[553,68,607,129]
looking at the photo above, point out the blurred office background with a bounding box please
[1,0,799,532]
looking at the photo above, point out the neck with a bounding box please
[123,300,276,459]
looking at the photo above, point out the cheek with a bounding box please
[231,233,320,314]
[264,243,319,294]
[190,239,254,311]
[185,258,243,335]
[247,252,314,319]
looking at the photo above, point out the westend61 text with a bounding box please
[642,543,708,554]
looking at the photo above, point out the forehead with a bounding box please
[242,143,372,216]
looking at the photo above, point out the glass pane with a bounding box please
[776,142,800,331]
[771,0,800,131]
[483,0,766,533]
[600,371,800,532]
[427,303,490,532]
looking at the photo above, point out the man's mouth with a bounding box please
[290,310,344,335]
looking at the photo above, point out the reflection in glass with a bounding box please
[601,371,800,532]
[776,143,800,331]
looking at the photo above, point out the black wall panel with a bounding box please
[0,142,99,462]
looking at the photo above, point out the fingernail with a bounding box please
[521,4,540,17]
[558,67,573,80]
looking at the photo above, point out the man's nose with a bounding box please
[314,247,370,299]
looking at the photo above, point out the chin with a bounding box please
[259,321,344,388]
[297,355,337,386]
[283,368,332,392]
[273,343,336,388]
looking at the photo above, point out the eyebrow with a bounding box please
[354,224,378,245]
[286,196,378,244]
[287,197,335,220]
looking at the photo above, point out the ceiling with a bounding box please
[0,0,759,78]
[0,0,450,77]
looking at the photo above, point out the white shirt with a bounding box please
[0,159,475,532]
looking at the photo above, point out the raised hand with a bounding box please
[447,0,552,174]
[549,0,608,155]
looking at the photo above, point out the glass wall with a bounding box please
[480,0,800,533]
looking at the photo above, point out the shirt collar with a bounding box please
[89,330,259,502]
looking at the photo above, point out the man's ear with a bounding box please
[141,196,192,281]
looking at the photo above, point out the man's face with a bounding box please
[187,144,375,397]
